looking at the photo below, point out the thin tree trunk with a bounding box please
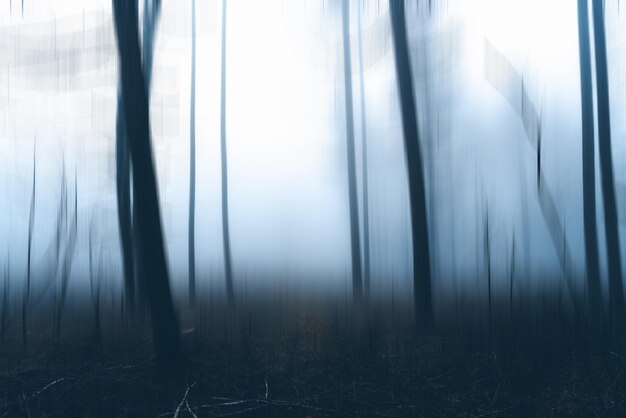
[188,0,197,309]
[1,266,8,341]
[22,147,35,349]
[221,0,235,307]
[389,0,433,332]
[55,177,77,338]
[357,0,371,298]
[577,0,602,322]
[342,0,363,303]
[115,96,135,313]
[112,0,181,367]
[484,207,492,335]
[592,0,624,329]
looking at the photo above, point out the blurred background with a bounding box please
[0,0,625,309]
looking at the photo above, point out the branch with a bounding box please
[173,383,196,418]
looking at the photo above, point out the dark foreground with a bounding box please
[1,296,625,417]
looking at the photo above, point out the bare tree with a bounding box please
[55,175,77,338]
[357,0,371,298]
[221,0,235,307]
[577,0,602,323]
[116,0,163,315]
[341,0,363,302]
[112,0,181,366]
[22,146,35,348]
[1,263,8,341]
[88,220,102,346]
[189,0,197,309]
[592,0,624,330]
[389,0,433,332]
[115,100,135,313]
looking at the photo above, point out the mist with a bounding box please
[1,1,626,416]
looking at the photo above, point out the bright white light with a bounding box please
[460,0,579,92]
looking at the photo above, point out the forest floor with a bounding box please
[0,301,625,417]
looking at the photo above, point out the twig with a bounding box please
[31,378,68,398]
[104,357,154,370]
[173,383,196,418]
[185,400,198,418]
[213,404,266,416]
[195,397,339,414]
[22,394,30,418]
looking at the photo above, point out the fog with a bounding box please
[0,0,625,306]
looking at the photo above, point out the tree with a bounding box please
[577,0,602,323]
[341,0,364,302]
[189,0,197,308]
[55,174,77,338]
[112,0,181,366]
[357,0,371,298]
[221,0,235,307]
[592,0,624,330]
[115,94,135,312]
[22,146,35,348]
[116,0,163,315]
[389,0,433,332]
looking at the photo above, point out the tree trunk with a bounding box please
[134,0,163,314]
[341,0,363,303]
[357,0,371,299]
[389,0,433,333]
[221,0,235,307]
[188,0,197,308]
[112,0,181,367]
[577,0,602,323]
[592,0,624,330]
[22,147,35,348]
[115,0,163,317]
[115,95,135,313]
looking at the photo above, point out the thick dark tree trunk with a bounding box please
[221,0,235,307]
[341,0,364,303]
[592,0,625,330]
[188,0,197,308]
[577,0,602,323]
[389,0,433,333]
[112,0,181,367]
[135,0,162,313]
[357,0,370,299]
[116,0,162,316]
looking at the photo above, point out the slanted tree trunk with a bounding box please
[357,0,371,299]
[592,0,624,330]
[221,0,235,307]
[577,0,602,323]
[22,146,35,348]
[341,0,363,303]
[115,0,162,317]
[112,0,181,367]
[389,0,433,333]
[188,0,197,308]
[55,177,78,338]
